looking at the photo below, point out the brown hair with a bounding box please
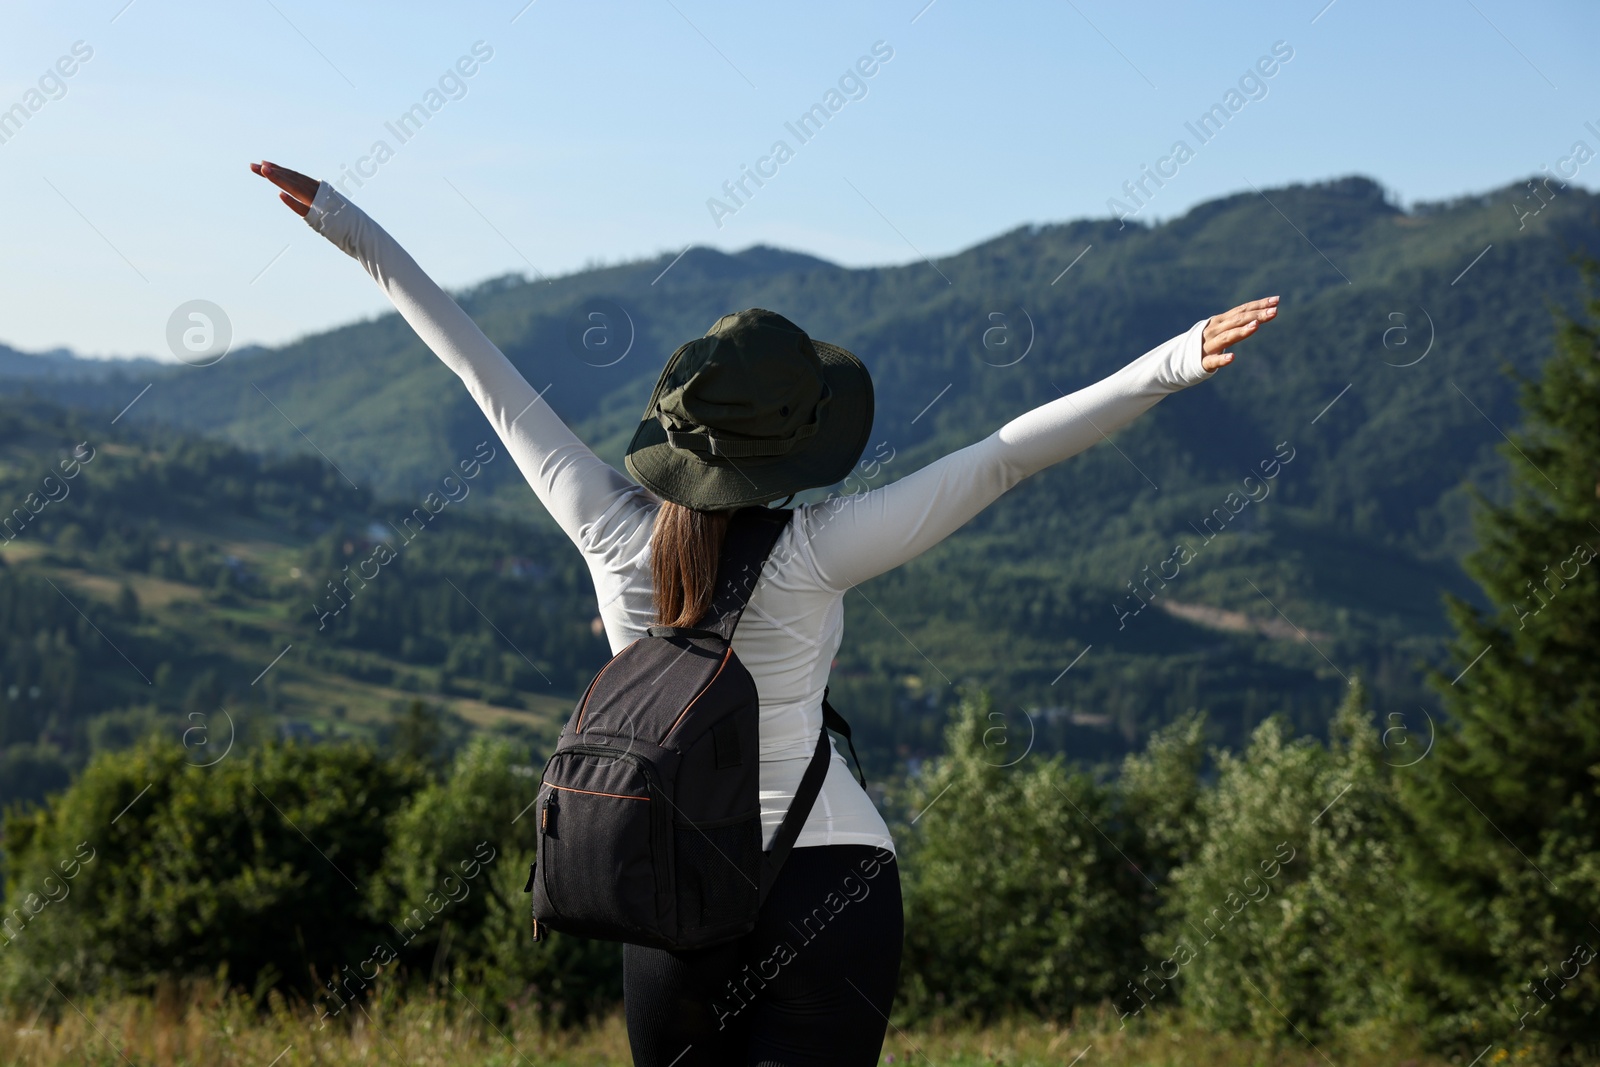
[651,501,734,627]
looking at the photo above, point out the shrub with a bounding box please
[1149,678,1406,1039]
[896,687,1148,1023]
[374,735,622,1026]
[0,737,424,1005]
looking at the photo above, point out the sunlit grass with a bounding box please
[0,983,1457,1066]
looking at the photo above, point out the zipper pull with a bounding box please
[541,791,559,836]
[525,859,544,942]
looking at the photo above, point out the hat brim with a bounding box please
[624,339,874,510]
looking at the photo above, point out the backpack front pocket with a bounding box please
[674,809,761,938]
[533,746,670,942]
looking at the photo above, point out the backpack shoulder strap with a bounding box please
[758,691,869,904]
[700,505,793,642]
[759,720,831,904]
[822,686,866,788]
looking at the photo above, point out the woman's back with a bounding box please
[586,491,892,852]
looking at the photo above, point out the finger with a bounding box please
[252,160,300,198]
[1200,350,1236,373]
[255,161,319,205]
[1203,309,1276,353]
[1205,322,1261,354]
[280,190,310,218]
[1219,296,1279,320]
[1211,302,1279,333]
[271,165,318,204]
[256,159,308,187]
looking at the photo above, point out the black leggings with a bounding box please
[623,844,903,1066]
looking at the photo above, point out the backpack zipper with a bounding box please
[522,861,542,942]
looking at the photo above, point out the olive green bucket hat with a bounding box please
[623,308,874,510]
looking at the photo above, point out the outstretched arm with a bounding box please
[799,299,1278,591]
[250,161,650,560]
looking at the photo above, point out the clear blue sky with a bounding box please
[2,0,1596,358]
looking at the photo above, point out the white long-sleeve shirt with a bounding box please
[302,181,1217,855]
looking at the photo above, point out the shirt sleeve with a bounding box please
[301,180,652,561]
[800,318,1216,591]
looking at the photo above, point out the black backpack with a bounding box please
[522,504,865,951]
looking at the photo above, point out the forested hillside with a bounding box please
[3,173,1595,805]
[0,402,601,811]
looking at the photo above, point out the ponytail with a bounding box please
[650,501,733,627]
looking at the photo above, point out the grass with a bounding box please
[0,984,1460,1066]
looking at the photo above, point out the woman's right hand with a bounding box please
[1200,296,1279,373]
[250,160,320,219]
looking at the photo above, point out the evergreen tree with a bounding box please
[115,581,139,623]
[1395,255,1600,1061]
[391,698,446,772]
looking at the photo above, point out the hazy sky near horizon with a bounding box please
[2,0,1597,359]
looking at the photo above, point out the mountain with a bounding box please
[7,172,1597,798]
[0,343,167,381]
[24,174,1594,535]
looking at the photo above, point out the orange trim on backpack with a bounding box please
[659,646,734,744]
[547,783,649,802]
[573,651,627,732]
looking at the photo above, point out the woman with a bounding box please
[251,159,1277,1065]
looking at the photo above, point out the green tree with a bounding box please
[896,687,1147,1023]
[388,698,447,772]
[181,669,225,718]
[0,737,424,1005]
[115,582,139,623]
[1153,678,1406,1040]
[472,854,625,1026]
[375,736,622,1024]
[1118,709,1208,884]
[1395,255,1600,1061]
[0,741,72,812]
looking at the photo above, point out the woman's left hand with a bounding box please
[1201,295,1279,373]
[250,160,320,218]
